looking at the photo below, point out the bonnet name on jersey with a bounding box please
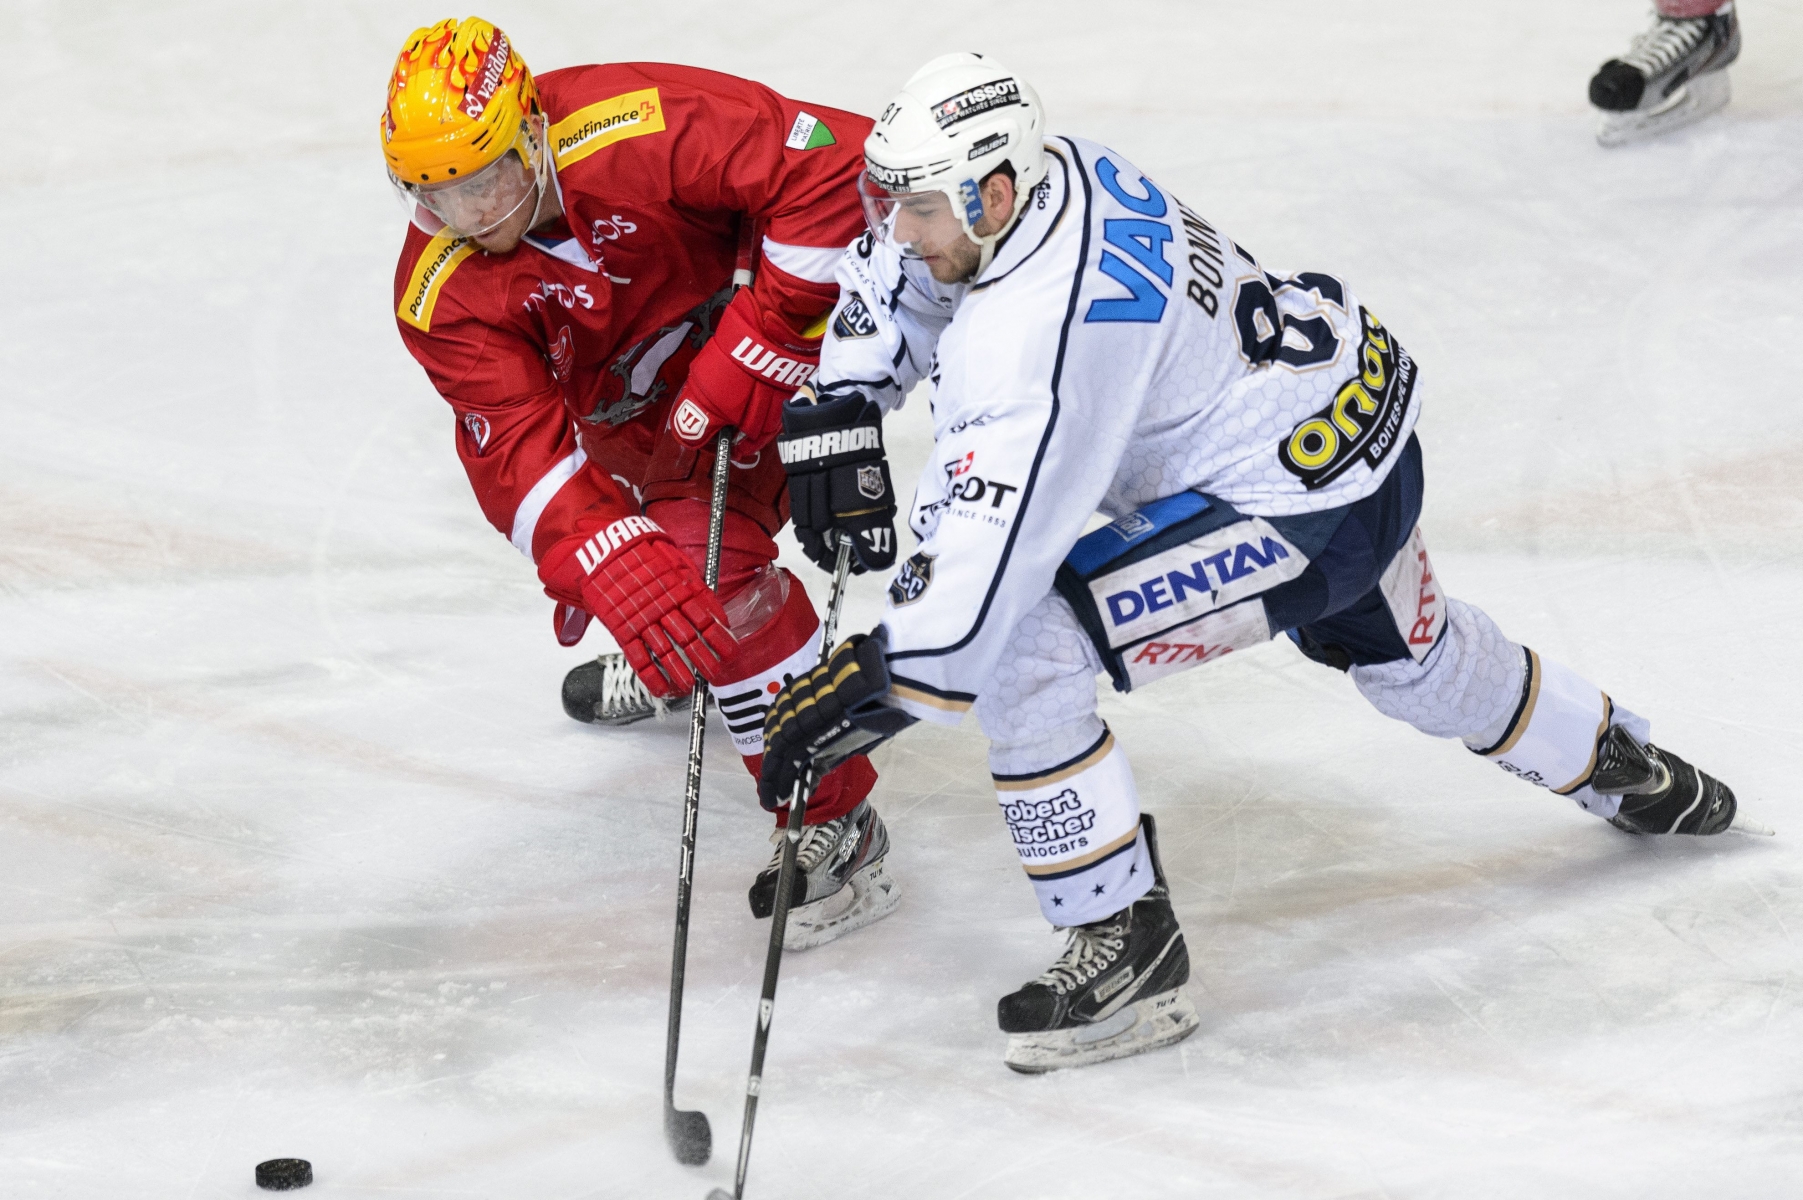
[574,514,662,574]
[398,233,476,331]
[551,88,667,169]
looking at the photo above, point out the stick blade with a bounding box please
[666,1107,712,1165]
[706,1190,736,1200]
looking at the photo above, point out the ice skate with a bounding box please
[998,814,1199,1074]
[561,652,693,726]
[1591,725,1738,835]
[1590,4,1739,147]
[749,800,901,950]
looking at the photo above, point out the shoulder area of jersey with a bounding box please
[392,224,523,334]
[536,62,768,177]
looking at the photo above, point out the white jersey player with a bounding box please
[762,53,1745,1074]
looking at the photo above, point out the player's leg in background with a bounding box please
[648,437,893,948]
[974,593,1198,1072]
[1589,1,1740,146]
[1292,545,1740,836]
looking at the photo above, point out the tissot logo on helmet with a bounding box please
[932,78,1022,130]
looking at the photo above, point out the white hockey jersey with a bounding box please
[815,135,1423,722]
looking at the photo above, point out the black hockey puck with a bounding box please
[255,1159,313,1190]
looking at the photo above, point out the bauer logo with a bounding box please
[1090,520,1305,648]
[968,131,1009,160]
[932,77,1021,129]
[550,89,666,169]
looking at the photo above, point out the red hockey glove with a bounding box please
[670,289,820,452]
[539,516,737,698]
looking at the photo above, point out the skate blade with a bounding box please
[1003,987,1200,1074]
[1731,816,1776,837]
[783,859,902,951]
[1597,71,1730,147]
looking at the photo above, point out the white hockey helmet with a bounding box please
[859,53,1046,271]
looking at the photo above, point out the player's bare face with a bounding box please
[891,192,982,283]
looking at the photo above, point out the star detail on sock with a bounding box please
[1051,895,1063,907]
[1092,883,1106,896]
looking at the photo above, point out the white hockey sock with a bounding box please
[1464,650,1650,818]
[992,729,1155,926]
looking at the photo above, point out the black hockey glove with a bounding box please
[758,629,917,809]
[776,386,897,575]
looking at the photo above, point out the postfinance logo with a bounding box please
[398,233,475,331]
[552,89,666,169]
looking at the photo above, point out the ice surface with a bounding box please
[4,2,1801,1196]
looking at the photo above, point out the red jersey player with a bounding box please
[382,18,900,944]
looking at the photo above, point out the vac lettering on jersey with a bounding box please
[1086,158,1173,324]
[1001,788,1099,850]
[1104,537,1291,627]
[1278,306,1417,490]
[551,89,666,169]
[731,337,817,387]
[398,233,475,331]
[778,427,882,464]
[573,514,661,575]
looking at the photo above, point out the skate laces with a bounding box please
[767,814,850,874]
[1622,15,1709,75]
[1037,920,1128,995]
[597,653,662,720]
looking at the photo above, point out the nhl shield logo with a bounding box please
[673,397,709,441]
[856,464,885,501]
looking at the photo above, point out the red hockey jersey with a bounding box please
[393,63,871,564]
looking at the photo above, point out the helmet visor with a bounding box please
[390,119,544,239]
[858,169,965,261]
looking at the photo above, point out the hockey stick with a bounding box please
[708,534,855,1200]
[663,426,735,1167]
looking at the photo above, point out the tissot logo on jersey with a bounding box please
[731,337,816,387]
[573,515,662,574]
[778,426,881,465]
[932,77,1021,129]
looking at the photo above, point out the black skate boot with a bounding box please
[1589,3,1739,146]
[749,800,901,950]
[1591,725,1737,836]
[997,813,1200,1074]
[561,652,693,726]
